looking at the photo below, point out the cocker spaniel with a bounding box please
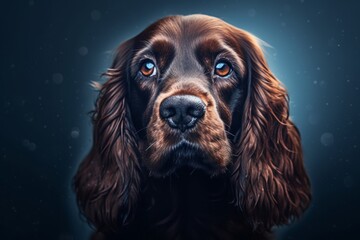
[73,14,311,240]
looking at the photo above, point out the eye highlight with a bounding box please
[214,61,232,77]
[140,60,157,77]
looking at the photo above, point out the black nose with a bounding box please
[159,95,206,132]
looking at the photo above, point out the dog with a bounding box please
[73,14,311,240]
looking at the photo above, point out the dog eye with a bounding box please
[214,61,232,77]
[140,60,157,77]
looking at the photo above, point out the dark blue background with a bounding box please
[1,0,359,239]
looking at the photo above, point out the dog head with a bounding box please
[74,14,311,232]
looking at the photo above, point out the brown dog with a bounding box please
[74,14,311,240]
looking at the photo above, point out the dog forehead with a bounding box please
[141,15,227,44]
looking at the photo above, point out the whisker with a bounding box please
[225,130,235,137]
[223,123,232,129]
[190,168,197,175]
[145,142,156,151]
[135,126,148,135]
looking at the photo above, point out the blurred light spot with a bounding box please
[78,46,88,56]
[305,104,313,111]
[308,113,320,125]
[91,10,102,21]
[71,127,80,138]
[52,73,63,84]
[25,112,34,122]
[320,132,334,146]
[22,139,37,151]
[248,9,256,17]
[343,176,353,188]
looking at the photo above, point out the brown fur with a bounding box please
[73,14,311,239]
[144,80,231,174]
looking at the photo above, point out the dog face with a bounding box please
[74,14,311,233]
[128,15,249,176]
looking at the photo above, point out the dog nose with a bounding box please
[160,95,206,132]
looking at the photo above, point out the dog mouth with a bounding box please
[148,138,226,177]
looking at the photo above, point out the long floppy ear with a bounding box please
[73,39,142,232]
[231,30,311,230]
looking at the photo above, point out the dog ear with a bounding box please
[73,39,142,232]
[231,30,311,230]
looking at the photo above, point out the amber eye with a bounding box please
[214,61,232,77]
[140,61,157,77]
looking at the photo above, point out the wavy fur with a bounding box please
[73,40,142,232]
[231,30,311,230]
